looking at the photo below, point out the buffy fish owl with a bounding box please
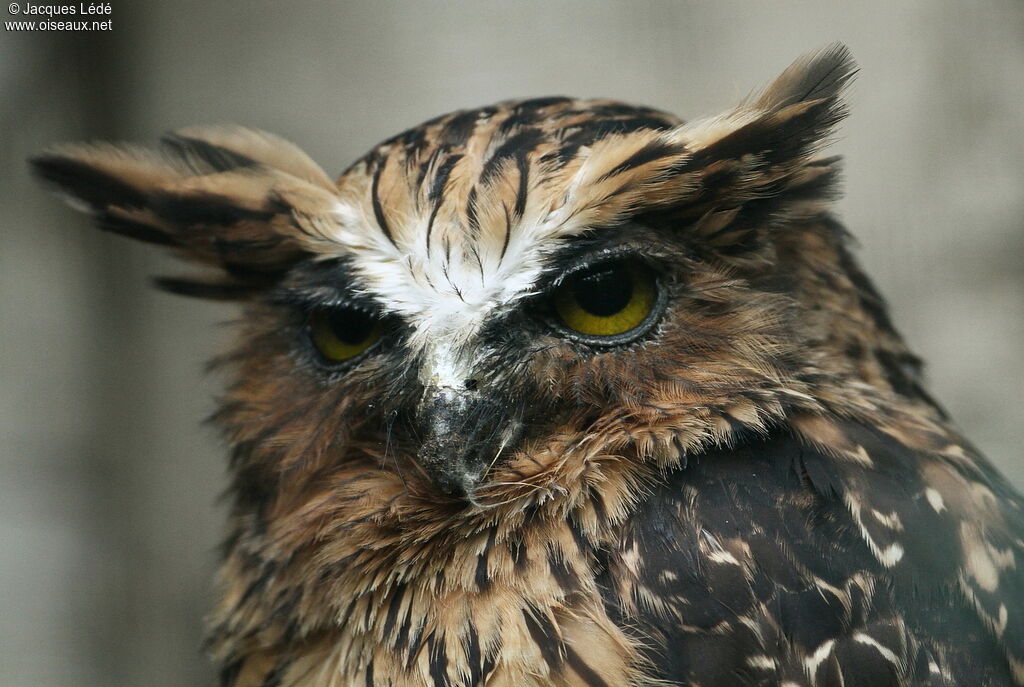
[32,45,1024,686]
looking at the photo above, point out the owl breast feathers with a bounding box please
[32,45,1024,686]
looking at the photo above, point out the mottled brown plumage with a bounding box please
[32,45,1024,686]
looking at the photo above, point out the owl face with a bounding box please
[244,212,782,502]
[33,46,884,513]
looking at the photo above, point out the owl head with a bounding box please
[32,45,918,516]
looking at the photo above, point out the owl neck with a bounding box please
[205,378,951,686]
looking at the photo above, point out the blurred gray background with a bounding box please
[2,1,1022,685]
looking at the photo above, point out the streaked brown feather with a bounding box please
[30,44,1024,686]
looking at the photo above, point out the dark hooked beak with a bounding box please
[414,386,520,498]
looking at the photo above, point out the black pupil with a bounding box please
[328,309,375,345]
[569,262,633,317]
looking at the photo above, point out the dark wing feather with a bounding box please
[602,426,1023,686]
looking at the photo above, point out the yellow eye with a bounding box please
[309,308,383,363]
[551,259,660,342]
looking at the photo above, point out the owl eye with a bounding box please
[550,259,661,344]
[309,307,383,363]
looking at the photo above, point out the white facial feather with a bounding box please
[325,195,592,386]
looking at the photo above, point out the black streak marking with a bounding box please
[424,154,464,256]
[597,140,684,182]
[429,155,464,207]
[513,151,530,220]
[219,659,243,687]
[476,531,495,592]
[424,203,442,259]
[465,186,479,234]
[499,203,512,262]
[567,516,592,554]
[405,622,426,670]
[427,633,450,687]
[514,96,574,111]
[96,213,178,246]
[398,126,427,157]
[470,243,485,285]
[371,162,396,246]
[565,645,612,687]
[154,192,275,226]
[30,154,150,210]
[589,103,675,119]
[395,605,417,661]
[466,624,485,685]
[547,547,577,593]
[523,607,565,670]
[552,116,677,167]
[161,134,259,172]
[382,582,408,641]
[415,146,447,194]
[260,657,291,687]
[153,276,262,300]
[681,98,838,175]
[499,109,540,134]
[440,110,479,147]
[480,128,544,185]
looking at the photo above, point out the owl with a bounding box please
[32,45,1024,686]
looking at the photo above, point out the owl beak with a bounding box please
[414,386,517,499]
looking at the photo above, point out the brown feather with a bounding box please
[31,45,1024,687]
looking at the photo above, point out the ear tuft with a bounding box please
[30,128,346,298]
[677,43,857,167]
[749,42,857,114]
[627,46,857,259]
